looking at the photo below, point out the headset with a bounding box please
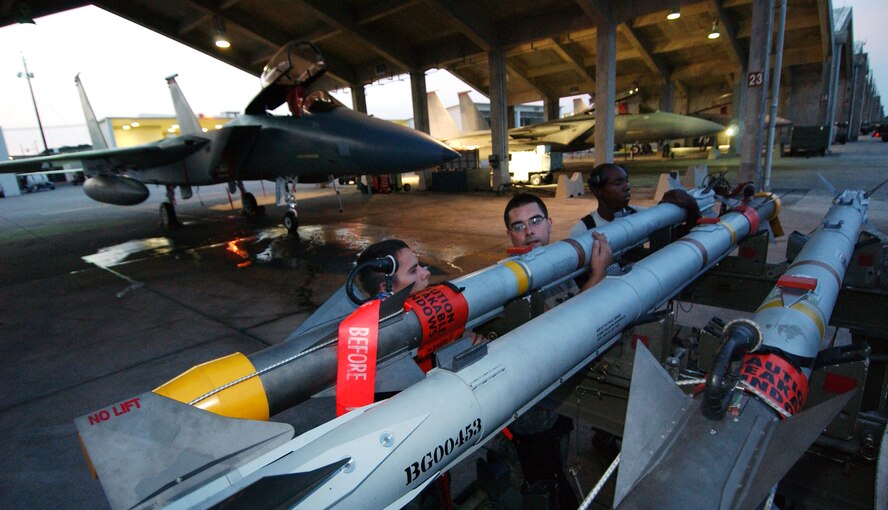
[345,255,398,305]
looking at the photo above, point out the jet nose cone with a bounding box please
[443,146,459,162]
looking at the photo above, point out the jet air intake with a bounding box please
[83,175,150,205]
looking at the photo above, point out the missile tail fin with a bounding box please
[737,390,856,510]
[220,458,350,509]
[75,392,294,510]
[613,344,692,507]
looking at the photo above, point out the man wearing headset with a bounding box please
[571,163,638,235]
[355,239,431,298]
[571,162,700,236]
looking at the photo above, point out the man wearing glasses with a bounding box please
[505,192,612,290]
[477,193,611,508]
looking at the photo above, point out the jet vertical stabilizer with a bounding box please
[166,74,203,136]
[74,73,108,150]
[427,91,462,139]
[458,91,489,132]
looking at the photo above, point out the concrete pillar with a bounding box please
[410,71,432,190]
[410,71,429,133]
[594,18,617,166]
[660,81,675,113]
[847,56,863,140]
[544,95,560,121]
[729,73,747,155]
[488,48,510,189]
[737,0,775,186]
[350,84,367,114]
[825,42,843,146]
[818,57,832,127]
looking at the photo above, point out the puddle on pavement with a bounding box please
[82,238,174,268]
[79,223,471,279]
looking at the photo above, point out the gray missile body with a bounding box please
[123,193,778,509]
[613,190,869,509]
[75,198,706,509]
[155,200,701,419]
[251,201,693,414]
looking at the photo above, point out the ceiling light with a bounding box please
[667,7,680,20]
[131,122,140,127]
[214,17,230,49]
[708,19,721,39]
[122,125,131,130]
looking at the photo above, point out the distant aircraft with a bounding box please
[0,42,458,233]
[427,91,724,157]
[427,91,595,152]
[690,92,793,129]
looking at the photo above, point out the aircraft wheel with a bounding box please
[630,144,641,156]
[403,183,411,192]
[642,143,652,154]
[283,211,299,234]
[530,174,543,186]
[242,192,259,216]
[160,202,179,229]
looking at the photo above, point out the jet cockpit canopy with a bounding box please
[247,40,343,115]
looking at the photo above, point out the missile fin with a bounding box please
[216,457,350,509]
[613,343,693,507]
[736,390,857,510]
[75,392,294,510]
[285,285,358,340]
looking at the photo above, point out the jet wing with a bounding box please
[0,135,209,173]
[508,117,596,149]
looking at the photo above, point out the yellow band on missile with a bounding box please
[754,297,782,314]
[154,352,269,421]
[755,298,825,339]
[502,261,530,295]
[720,219,737,244]
[790,301,826,339]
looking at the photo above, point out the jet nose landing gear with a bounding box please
[283,210,299,235]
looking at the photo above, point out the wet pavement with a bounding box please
[1,137,887,508]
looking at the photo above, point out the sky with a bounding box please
[0,2,885,155]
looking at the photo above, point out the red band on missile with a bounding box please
[696,217,719,224]
[562,238,586,271]
[731,204,760,235]
[407,283,470,359]
[739,353,808,417]
[787,259,842,288]
[335,299,380,416]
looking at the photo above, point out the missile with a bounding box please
[93,196,707,426]
[612,190,868,509]
[73,191,778,508]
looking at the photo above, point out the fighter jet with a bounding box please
[0,42,458,233]
[427,91,595,152]
[428,91,724,156]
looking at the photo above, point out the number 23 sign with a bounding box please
[748,71,764,87]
